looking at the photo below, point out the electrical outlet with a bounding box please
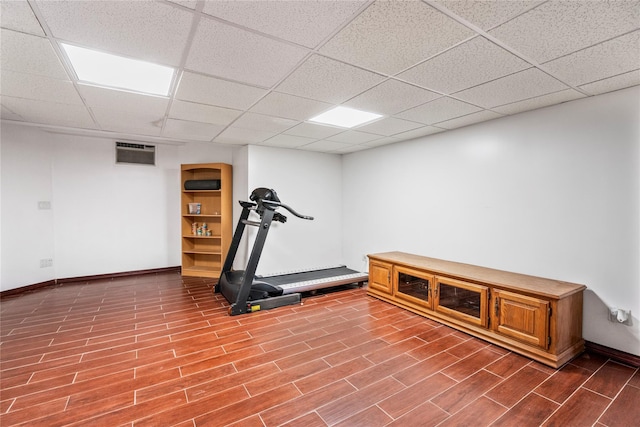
[38,201,51,210]
[608,308,632,326]
[39,258,53,268]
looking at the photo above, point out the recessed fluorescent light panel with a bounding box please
[309,106,382,128]
[62,43,174,96]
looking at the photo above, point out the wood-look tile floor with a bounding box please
[1,272,638,427]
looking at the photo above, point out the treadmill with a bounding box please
[216,188,368,315]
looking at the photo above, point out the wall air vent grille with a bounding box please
[115,142,155,165]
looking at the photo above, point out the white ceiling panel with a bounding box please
[392,126,445,141]
[284,122,344,139]
[399,36,530,94]
[163,118,224,141]
[397,97,482,125]
[1,96,95,129]
[326,130,381,144]
[333,144,371,153]
[1,69,82,104]
[435,1,544,31]
[492,89,586,115]
[276,55,385,104]
[202,0,366,48]
[91,107,164,136]
[78,85,169,115]
[299,139,353,152]
[436,110,503,130]
[544,30,640,87]
[320,0,474,75]
[35,0,192,66]
[1,105,23,121]
[579,70,640,96]
[361,136,402,148]
[260,134,317,149]
[488,0,640,63]
[454,68,569,109]
[186,16,308,88]
[0,0,45,36]
[250,92,332,121]
[175,72,268,111]
[0,29,67,79]
[213,127,277,145]
[356,117,424,137]
[344,79,440,115]
[169,99,241,126]
[232,112,298,134]
[166,1,197,10]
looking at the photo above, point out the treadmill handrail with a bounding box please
[262,199,314,220]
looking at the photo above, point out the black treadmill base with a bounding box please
[229,293,301,316]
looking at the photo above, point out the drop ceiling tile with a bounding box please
[436,110,503,130]
[213,127,277,145]
[356,117,423,136]
[1,0,45,35]
[326,130,381,144]
[435,1,544,30]
[344,79,440,115]
[362,136,402,148]
[166,0,197,9]
[202,0,366,48]
[299,140,352,152]
[319,0,474,75]
[35,0,192,66]
[1,96,96,129]
[544,30,640,87]
[492,89,586,115]
[187,17,308,88]
[454,68,568,109]
[276,55,385,104]
[284,122,344,139]
[1,104,23,121]
[175,72,268,111]
[1,70,83,104]
[250,92,332,121]
[232,112,298,134]
[78,84,168,115]
[396,97,482,125]
[399,36,530,94]
[333,144,371,154]
[91,107,164,136]
[392,126,445,141]
[0,29,67,79]
[260,134,317,149]
[163,119,224,141]
[169,100,241,126]
[579,70,640,95]
[488,0,640,63]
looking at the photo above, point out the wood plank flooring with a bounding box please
[1,272,638,426]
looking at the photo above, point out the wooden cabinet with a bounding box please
[367,252,586,368]
[181,163,232,278]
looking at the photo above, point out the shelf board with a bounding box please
[183,214,221,218]
[183,190,221,193]
[182,266,220,273]
[182,235,221,239]
[183,250,222,255]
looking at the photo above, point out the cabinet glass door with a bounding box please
[435,277,488,327]
[395,267,433,309]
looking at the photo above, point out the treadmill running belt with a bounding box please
[257,266,368,294]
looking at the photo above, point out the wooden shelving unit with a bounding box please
[180,163,232,278]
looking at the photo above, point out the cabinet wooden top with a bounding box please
[181,163,231,171]
[368,251,586,299]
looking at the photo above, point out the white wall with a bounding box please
[240,145,343,275]
[343,86,640,356]
[1,125,56,288]
[0,123,234,290]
